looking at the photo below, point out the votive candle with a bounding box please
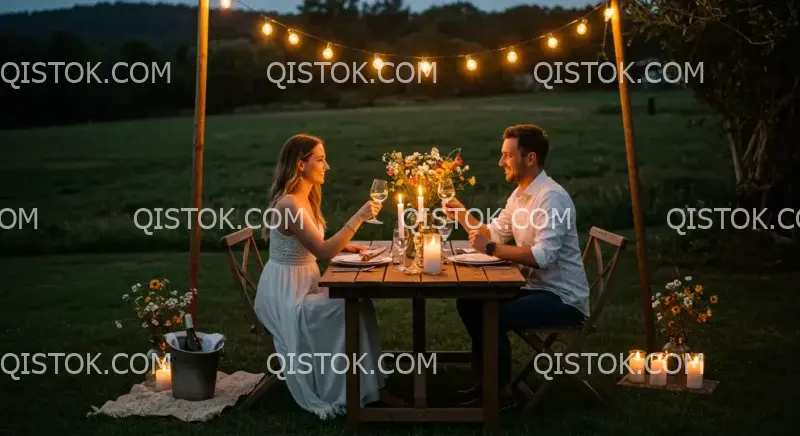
[648,352,667,386]
[628,349,646,383]
[155,362,172,391]
[686,352,704,389]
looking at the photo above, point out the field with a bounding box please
[1,91,798,435]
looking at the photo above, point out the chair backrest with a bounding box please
[221,228,268,335]
[581,226,627,329]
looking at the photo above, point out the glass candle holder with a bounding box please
[422,233,442,275]
[628,349,646,383]
[685,352,704,389]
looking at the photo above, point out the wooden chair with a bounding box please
[510,226,627,413]
[221,227,282,409]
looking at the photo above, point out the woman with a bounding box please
[254,133,401,419]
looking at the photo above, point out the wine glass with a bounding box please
[366,179,388,224]
[436,216,455,256]
[438,178,456,225]
[438,178,455,203]
[392,227,411,271]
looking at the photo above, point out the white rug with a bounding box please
[87,371,265,422]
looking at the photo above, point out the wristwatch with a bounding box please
[485,242,497,256]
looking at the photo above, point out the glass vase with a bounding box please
[661,336,690,374]
[404,231,425,274]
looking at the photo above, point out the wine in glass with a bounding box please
[366,179,388,224]
[438,178,456,223]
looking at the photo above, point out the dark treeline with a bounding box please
[0,1,662,129]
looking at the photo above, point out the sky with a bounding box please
[0,0,598,15]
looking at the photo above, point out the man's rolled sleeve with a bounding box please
[530,191,570,269]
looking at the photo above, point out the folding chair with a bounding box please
[221,227,283,409]
[510,226,627,413]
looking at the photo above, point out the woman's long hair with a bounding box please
[263,134,327,241]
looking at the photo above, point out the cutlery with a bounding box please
[331,266,376,272]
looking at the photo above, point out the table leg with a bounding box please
[482,299,499,436]
[345,297,361,432]
[412,298,426,407]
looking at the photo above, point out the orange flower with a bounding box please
[710,295,718,304]
[695,284,703,294]
[664,296,671,305]
[671,306,680,315]
[149,279,160,290]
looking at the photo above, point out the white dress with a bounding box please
[254,225,386,419]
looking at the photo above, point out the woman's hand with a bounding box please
[355,200,382,222]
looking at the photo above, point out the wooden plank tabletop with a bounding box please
[320,239,526,291]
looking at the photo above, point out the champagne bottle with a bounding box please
[183,314,203,352]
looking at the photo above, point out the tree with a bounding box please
[626,0,800,241]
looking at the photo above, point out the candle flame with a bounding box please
[398,193,402,203]
[418,186,422,195]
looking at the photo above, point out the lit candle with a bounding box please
[397,194,405,237]
[155,362,172,391]
[628,349,646,383]
[423,233,441,274]
[648,352,667,386]
[686,352,704,389]
[417,185,425,225]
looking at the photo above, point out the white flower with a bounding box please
[115,320,122,329]
[685,276,692,281]
[151,319,159,326]
[131,285,137,292]
[656,313,663,321]
[170,291,177,296]
[122,294,129,300]
[141,322,148,328]
[652,301,659,308]
[673,279,681,287]
[464,165,469,171]
[655,292,661,298]
[684,297,692,307]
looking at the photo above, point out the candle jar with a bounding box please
[685,352,704,389]
[648,352,668,386]
[422,233,442,275]
[628,349,646,383]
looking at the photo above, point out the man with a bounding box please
[442,124,590,406]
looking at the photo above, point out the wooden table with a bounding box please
[319,239,526,435]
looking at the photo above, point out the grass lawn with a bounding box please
[1,90,798,434]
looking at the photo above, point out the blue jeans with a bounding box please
[456,290,586,388]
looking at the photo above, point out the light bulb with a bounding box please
[261,22,273,36]
[605,7,614,21]
[419,59,432,75]
[577,21,587,35]
[322,45,333,60]
[288,31,299,45]
[466,57,477,71]
[507,50,517,63]
[220,0,231,8]
[547,35,558,49]
[373,55,384,70]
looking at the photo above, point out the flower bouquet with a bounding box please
[381,146,476,218]
[652,273,719,369]
[116,278,197,355]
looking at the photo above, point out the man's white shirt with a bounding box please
[487,170,591,317]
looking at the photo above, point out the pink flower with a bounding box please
[455,155,463,165]
[409,176,417,185]
[387,168,394,176]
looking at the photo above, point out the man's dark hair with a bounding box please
[503,124,549,167]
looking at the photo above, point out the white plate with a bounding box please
[331,253,392,266]
[447,253,506,265]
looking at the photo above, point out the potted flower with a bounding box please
[116,278,197,357]
[652,272,719,371]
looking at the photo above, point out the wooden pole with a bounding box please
[609,0,656,352]
[188,0,209,322]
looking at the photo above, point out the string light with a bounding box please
[228,0,609,75]
[419,58,432,75]
[373,54,384,70]
[506,48,518,63]
[322,43,334,60]
[261,21,273,36]
[577,19,588,35]
[605,6,615,21]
